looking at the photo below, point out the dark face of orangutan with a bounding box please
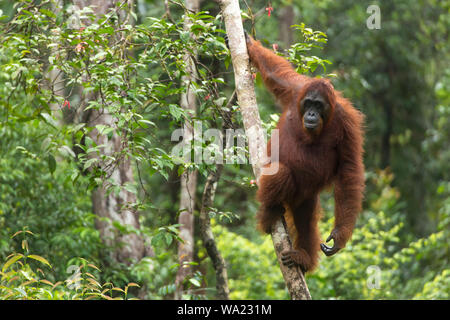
[299,90,331,135]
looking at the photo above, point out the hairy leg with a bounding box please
[281,196,322,273]
[256,162,295,234]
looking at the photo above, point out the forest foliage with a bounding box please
[0,0,449,300]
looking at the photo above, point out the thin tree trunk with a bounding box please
[197,92,237,300]
[74,0,147,265]
[196,90,236,300]
[199,165,230,299]
[279,5,294,48]
[218,0,311,300]
[197,90,237,299]
[47,68,64,112]
[47,0,64,114]
[381,102,392,168]
[174,0,200,300]
[88,108,146,264]
[174,169,197,297]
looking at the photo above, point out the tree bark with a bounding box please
[174,0,200,300]
[218,0,311,300]
[46,0,64,114]
[279,5,295,48]
[88,108,146,264]
[381,103,392,168]
[74,0,147,265]
[198,92,237,300]
[199,165,230,299]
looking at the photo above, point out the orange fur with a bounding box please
[249,36,365,272]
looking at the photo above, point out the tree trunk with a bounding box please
[74,0,147,265]
[174,0,200,300]
[218,0,311,300]
[197,92,237,300]
[279,5,295,48]
[381,102,392,168]
[199,164,230,299]
[88,109,146,264]
[46,0,64,114]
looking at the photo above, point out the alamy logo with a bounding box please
[366,265,381,289]
[171,121,280,175]
[366,5,381,30]
[66,265,82,290]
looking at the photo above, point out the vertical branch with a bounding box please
[197,92,237,300]
[199,164,230,299]
[217,0,311,300]
[46,0,65,117]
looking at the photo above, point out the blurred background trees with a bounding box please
[0,0,448,299]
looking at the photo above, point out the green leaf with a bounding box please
[180,31,190,43]
[58,145,76,158]
[164,233,173,246]
[224,55,231,69]
[178,165,186,176]
[123,183,137,195]
[137,119,155,128]
[151,233,164,247]
[2,254,23,271]
[189,278,201,287]
[27,255,52,268]
[47,154,56,174]
[169,104,183,121]
[83,158,98,171]
[39,8,56,18]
